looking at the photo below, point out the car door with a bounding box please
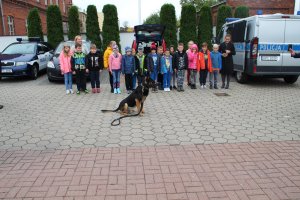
[231,20,247,71]
[37,44,47,70]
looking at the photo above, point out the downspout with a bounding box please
[0,0,5,35]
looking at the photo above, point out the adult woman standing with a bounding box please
[219,34,236,89]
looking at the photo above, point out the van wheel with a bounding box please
[235,71,248,84]
[30,64,39,80]
[284,75,299,84]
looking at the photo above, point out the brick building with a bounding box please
[211,0,295,35]
[0,0,72,36]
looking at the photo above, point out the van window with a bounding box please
[231,21,246,43]
[218,27,225,43]
[246,21,254,42]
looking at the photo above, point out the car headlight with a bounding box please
[47,61,55,68]
[15,62,27,66]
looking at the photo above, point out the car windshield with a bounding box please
[55,42,90,55]
[2,43,36,54]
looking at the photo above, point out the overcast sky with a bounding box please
[73,0,181,27]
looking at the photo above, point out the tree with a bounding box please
[27,8,43,40]
[46,5,64,48]
[160,4,177,48]
[143,12,160,24]
[179,4,197,50]
[102,4,121,50]
[86,5,102,49]
[123,21,129,31]
[234,6,249,18]
[198,5,213,48]
[180,0,218,11]
[68,6,80,40]
[216,5,232,36]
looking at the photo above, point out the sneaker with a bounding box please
[70,89,74,94]
[114,88,117,94]
[221,84,225,89]
[225,85,229,89]
[92,88,96,93]
[181,87,185,92]
[167,88,171,92]
[173,86,177,90]
[66,90,70,94]
[111,88,114,93]
[164,88,167,92]
[84,89,89,94]
[204,85,207,88]
[214,85,218,89]
[117,88,121,94]
[177,87,181,92]
[127,90,131,94]
[97,88,101,93]
[76,91,80,95]
[210,85,213,89]
[201,85,204,89]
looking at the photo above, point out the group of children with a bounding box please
[60,34,236,95]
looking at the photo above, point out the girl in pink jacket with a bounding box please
[59,43,73,94]
[109,45,122,94]
[188,44,198,89]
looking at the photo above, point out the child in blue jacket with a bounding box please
[160,48,173,92]
[210,44,222,89]
[122,47,135,94]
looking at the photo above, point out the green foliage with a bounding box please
[68,6,80,40]
[216,5,232,36]
[102,4,121,50]
[46,5,64,48]
[179,4,197,50]
[160,4,177,48]
[198,5,213,49]
[180,0,218,11]
[234,6,249,18]
[86,5,102,49]
[143,12,160,24]
[27,8,43,40]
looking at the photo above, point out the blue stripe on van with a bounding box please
[234,43,300,52]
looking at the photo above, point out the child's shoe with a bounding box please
[92,88,96,93]
[97,88,101,93]
[164,88,167,92]
[181,87,185,92]
[170,86,173,90]
[210,85,213,89]
[173,86,177,90]
[114,88,117,94]
[84,89,89,94]
[70,89,74,94]
[66,90,70,94]
[214,85,218,89]
[117,88,121,94]
[204,85,207,88]
[221,83,225,89]
[76,91,80,95]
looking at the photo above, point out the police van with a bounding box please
[216,14,300,84]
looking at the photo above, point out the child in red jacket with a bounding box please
[197,42,212,89]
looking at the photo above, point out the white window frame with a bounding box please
[25,19,28,34]
[49,0,53,4]
[7,16,15,36]
[45,0,47,5]
[56,0,58,5]
[63,0,65,13]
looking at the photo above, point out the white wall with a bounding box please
[295,0,300,15]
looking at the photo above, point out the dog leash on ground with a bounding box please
[110,103,144,126]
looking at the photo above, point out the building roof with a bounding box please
[211,0,227,8]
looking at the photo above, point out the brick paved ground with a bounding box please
[0,141,299,200]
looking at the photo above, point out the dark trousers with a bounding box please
[90,71,100,88]
[199,69,208,85]
[157,73,163,88]
[187,69,190,84]
[109,71,113,89]
[137,75,145,86]
[221,74,230,86]
[76,70,86,91]
[125,74,133,91]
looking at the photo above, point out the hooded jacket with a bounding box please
[187,44,198,70]
[103,47,113,69]
[59,51,73,74]
[173,51,188,70]
[86,51,104,71]
[197,49,212,72]
[121,55,135,74]
[71,51,86,71]
[160,55,173,74]
[108,53,122,72]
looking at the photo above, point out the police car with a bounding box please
[0,37,54,80]
[216,14,300,84]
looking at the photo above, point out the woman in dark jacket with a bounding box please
[219,34,236,89]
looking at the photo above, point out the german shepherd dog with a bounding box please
[101,77,156,126]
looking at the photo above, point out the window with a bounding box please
[45,0,47,5]
[231,21,246,43]
[49,0,53,4]
[25,19,28,34]
[36,0,40,2]
[56,0,58,5]
[63,0,65,13]
[7,16,15,36]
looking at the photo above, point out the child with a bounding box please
[109,45,122,94]
[156,46,164,90]
[71,44,88,95]
[122,47,135,94]
[210,44,222,89]
[197,42,212,89]
[187,44,198,89]
[131,48,138,89]
[186,41,194,86]
[161,48,173,92]
[169,45,177,90]
[147,44,159,92]
[59,43,73,94]
[173,43,188,92]
[136,45,148,86]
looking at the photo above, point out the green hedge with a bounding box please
[160,4,177,48]
[234,6,249,18]
[68,6,80,40]
[46,5,64,48]
[216,5,232,36]
[27,8,43,40]
[198,5,213,48]
[86,5,102,49]
[179,4,197,50]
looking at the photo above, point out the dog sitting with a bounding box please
[101,77,155,115]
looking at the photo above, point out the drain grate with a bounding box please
[214,92,230,97]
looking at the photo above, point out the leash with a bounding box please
[111,103,144,126]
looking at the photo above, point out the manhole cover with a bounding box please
[214,93,230,96]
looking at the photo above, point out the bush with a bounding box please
[143,12,160,24]
[27,8,43,40]
[198,5,213,49]
[216,5,232,36]
[160,4,177,48]
[46,5,64,48]
[179,4,197,50]
[102,4,121,50]
[68,6,80,40]
[234,6,249,18]
[86,5,102,49]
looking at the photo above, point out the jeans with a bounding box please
[125,74,133,91]
[189,69,197,85]
[64,72,72,90]
[132,74,137,89]
[177,70,185,87]
[171,71,177,87]
[112,69,121,89]
[150,71,158,82]
[187,69,190,84]
[221,74,230,86]
[199,69,208,85]
[157,73,163,88]
[109,71,113,90]
[163,71,172,88]
[209,70,218,86]
[75,70,86,91]
[90,71,100,88]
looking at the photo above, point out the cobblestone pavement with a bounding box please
[0,72,299,150]
[0,141,299,200]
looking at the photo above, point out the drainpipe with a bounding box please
[0,0,5,35]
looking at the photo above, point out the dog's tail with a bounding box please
[101,107,119,113]
[111,103,144,126]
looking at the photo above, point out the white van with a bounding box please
[216,14,300,84]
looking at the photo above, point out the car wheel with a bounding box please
[235,71,248,84]
[30,64,39,80]
[284,75,299,84]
